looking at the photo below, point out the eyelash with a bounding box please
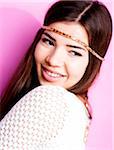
[41,38,54,46]
[69,50,82,56]
[41,37,82,57]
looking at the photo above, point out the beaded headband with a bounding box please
[42,26,104,61]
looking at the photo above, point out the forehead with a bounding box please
[47,22,89,46]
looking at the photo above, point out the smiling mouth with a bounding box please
[42,66,65,82]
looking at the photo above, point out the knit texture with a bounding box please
[0,85,90,150]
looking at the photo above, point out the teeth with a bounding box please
[46,70,61,78]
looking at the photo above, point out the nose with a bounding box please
[45,47,66,67]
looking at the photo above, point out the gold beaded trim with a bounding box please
[42,26,104,61]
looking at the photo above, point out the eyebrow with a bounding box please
[43,32,56,42]
[66,45,86,51]
[43,32,85,51]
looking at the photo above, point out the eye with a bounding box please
[41,38,54,47]
[69,50,82,57]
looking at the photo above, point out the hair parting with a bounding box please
[76,2,93,22]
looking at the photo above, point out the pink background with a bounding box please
[0,0,113,150]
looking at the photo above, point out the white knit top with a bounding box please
[0,85,90,150]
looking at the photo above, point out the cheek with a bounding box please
[68,58,89,78]
[34,44,46,63]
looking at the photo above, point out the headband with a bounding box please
[42,26,104,61]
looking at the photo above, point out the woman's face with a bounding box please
[34,22,89,89]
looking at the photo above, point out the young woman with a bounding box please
[0,0,112,149]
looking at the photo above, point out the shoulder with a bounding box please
[64,91,90,121]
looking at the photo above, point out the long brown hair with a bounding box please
[0,1,112,120]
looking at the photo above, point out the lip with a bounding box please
[41,66,66,82]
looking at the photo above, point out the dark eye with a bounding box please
[69,50,82,56]
[41,38,54,46]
